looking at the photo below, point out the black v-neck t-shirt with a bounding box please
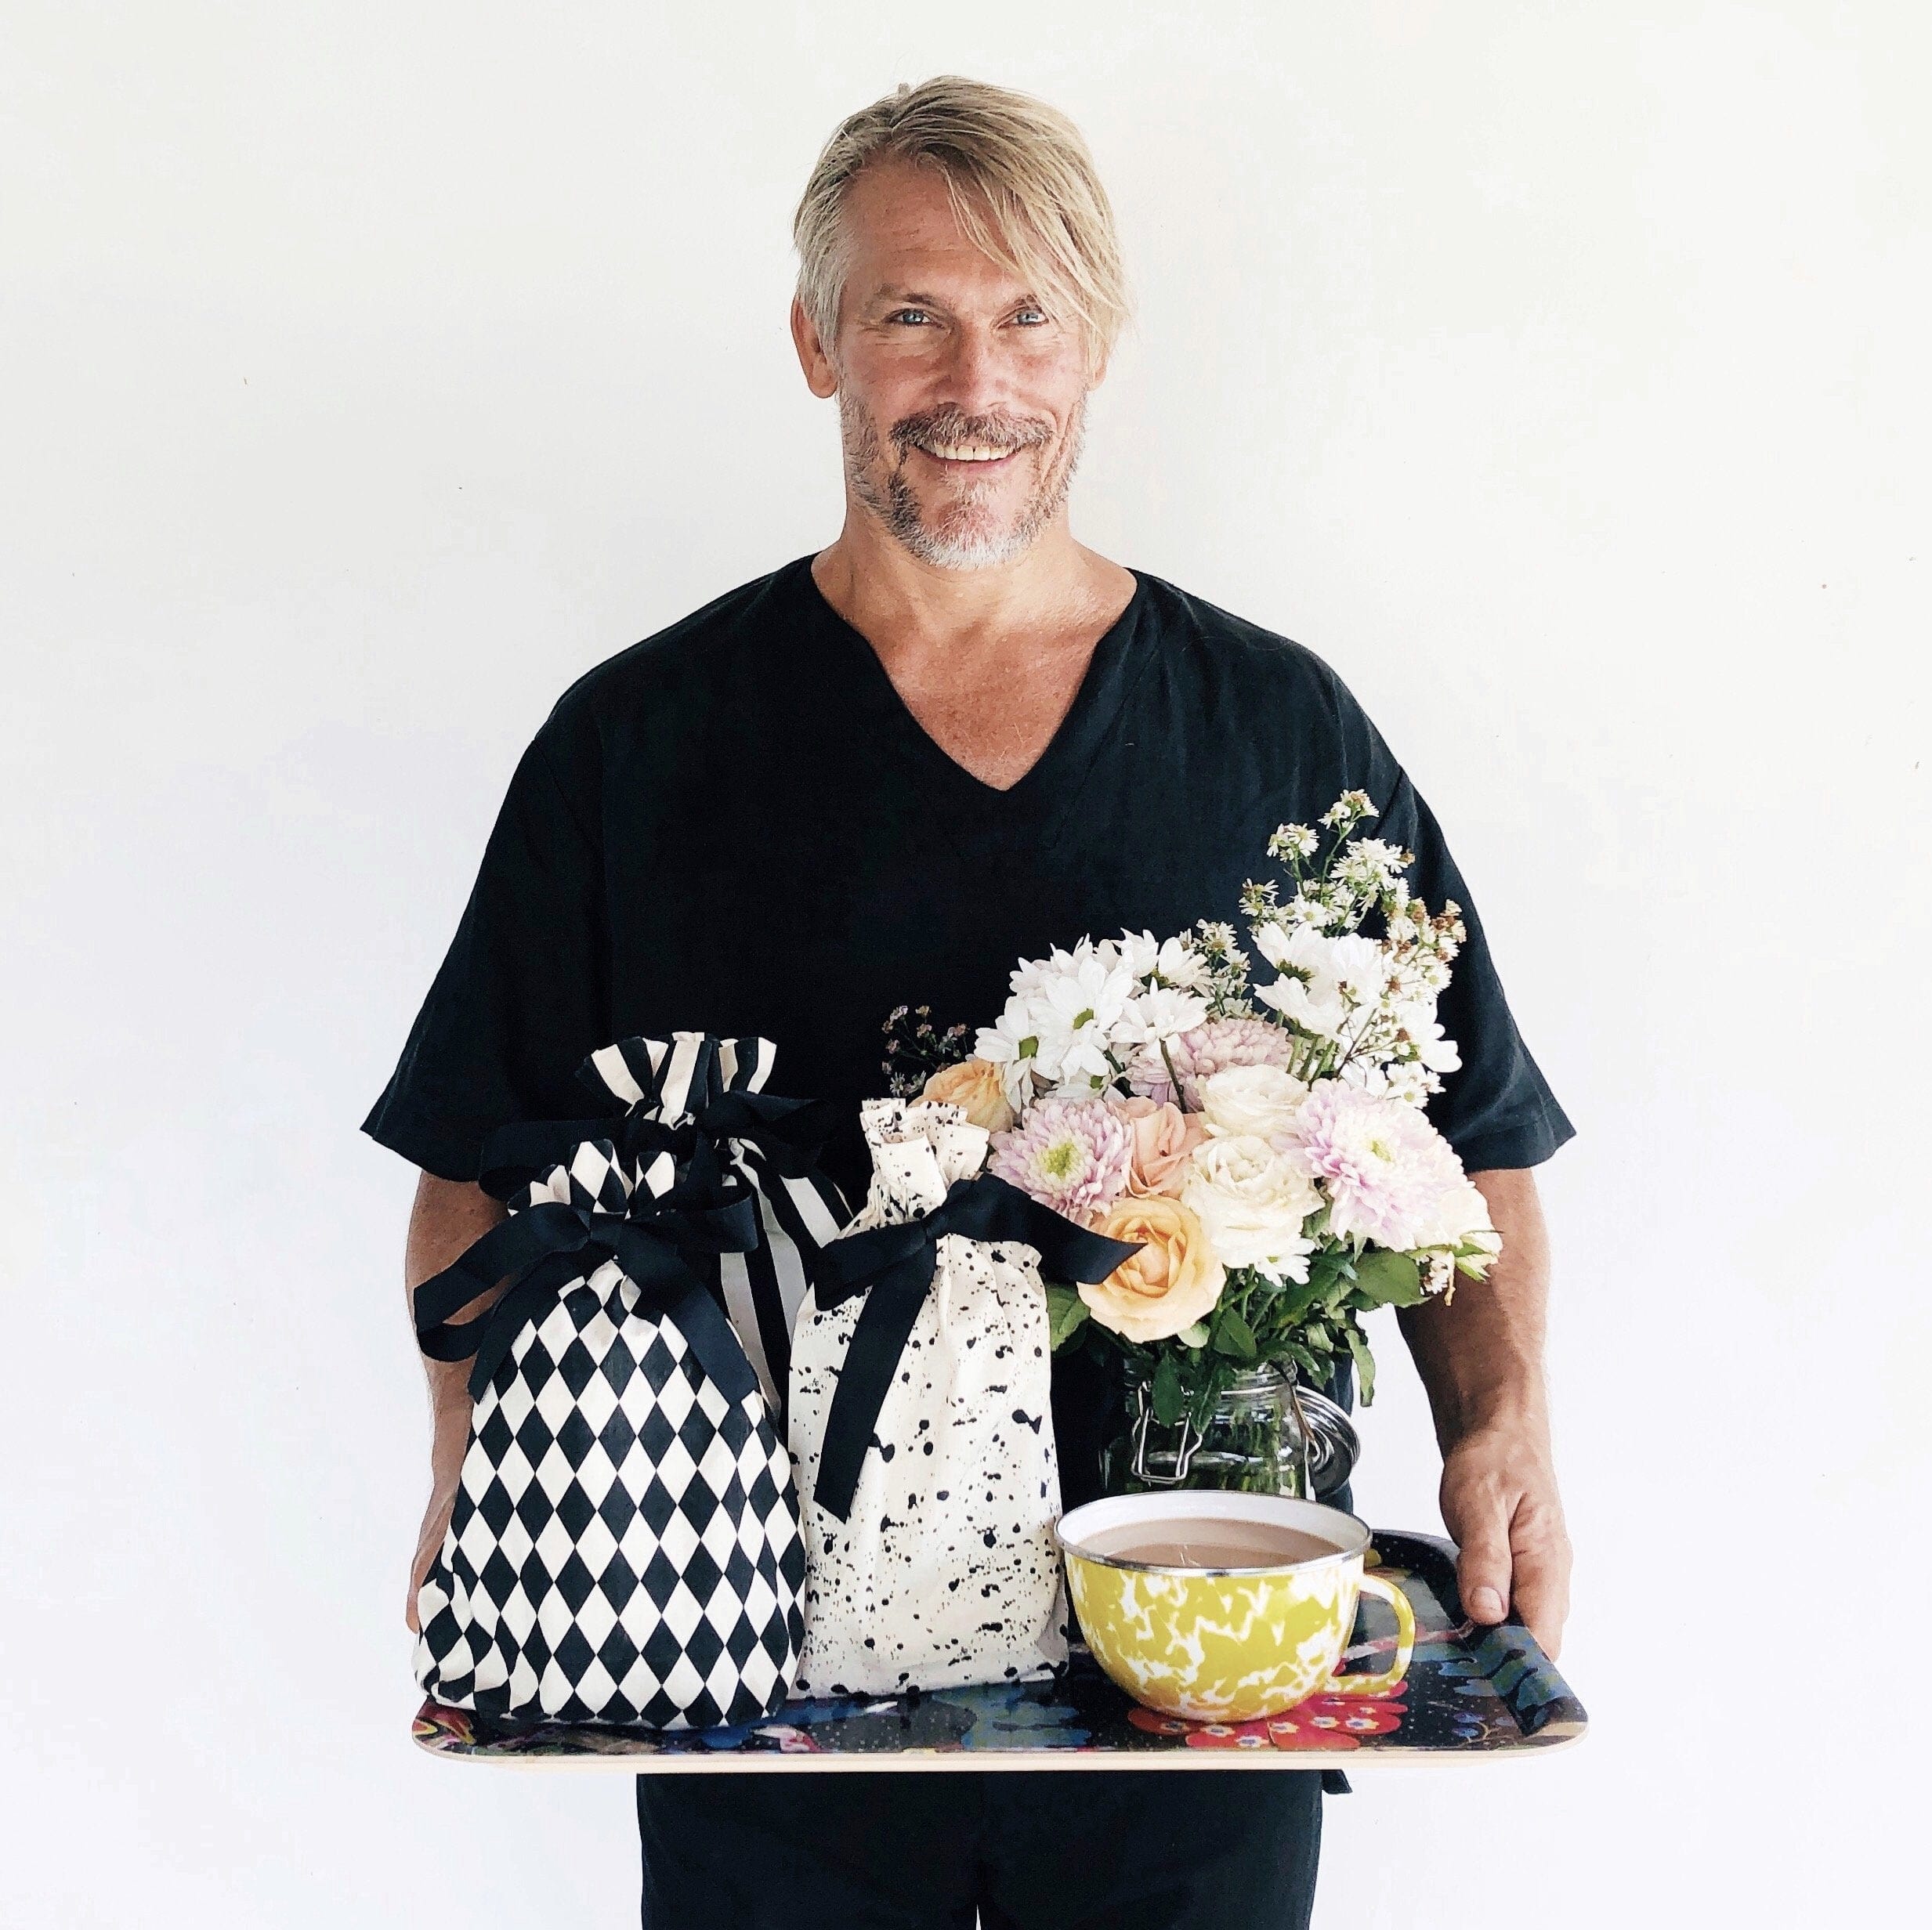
[364,554,1573,1205]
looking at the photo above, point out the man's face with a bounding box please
[809,161,1099,571]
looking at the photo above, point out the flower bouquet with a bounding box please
[881,792,1503,1494]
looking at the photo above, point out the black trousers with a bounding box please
[635,1766,1324,1928]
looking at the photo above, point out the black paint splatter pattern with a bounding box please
[789,1099,1068,1695]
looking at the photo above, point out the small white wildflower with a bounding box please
[1280,892,1341,929]
[1319,790,1375,828]
[1268,822,1320,862]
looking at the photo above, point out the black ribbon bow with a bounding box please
[412,1186,766,1405]
[414,1034,848,1408]
[807,1171,1144,1522]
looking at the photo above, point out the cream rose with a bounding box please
[1080,1195,1226,1344]
[1180,1133,1322,1284]
[1109,1095,1206,1198]
[920,1057,1017,1134]
[1408,1176,1502,1261]
[1197,1064,1310,1145]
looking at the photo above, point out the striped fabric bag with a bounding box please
[573,1034,852,1419]
[473,1032,852,1421]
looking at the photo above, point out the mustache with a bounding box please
[892,406,1053,456]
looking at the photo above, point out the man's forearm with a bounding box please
[1397,1166,1550,1449]
[400,1174,508,1628]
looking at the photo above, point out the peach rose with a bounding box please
[1111,1095,1207,1198]
[920,1057,1016,1134]
[1080,1195,1226,1344]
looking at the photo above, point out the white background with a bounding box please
[5,4,1927,1925]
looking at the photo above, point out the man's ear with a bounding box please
[791,296,840,399]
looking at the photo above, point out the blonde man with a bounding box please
[368,75,1574,1928]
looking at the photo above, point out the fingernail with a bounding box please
[1470,1586,1504,1620]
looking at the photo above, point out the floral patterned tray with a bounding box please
[411,1531,1585,1770]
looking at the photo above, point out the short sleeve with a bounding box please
[1323,668,1576,1172]
[360,726,610,1181]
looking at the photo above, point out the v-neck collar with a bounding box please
[792,553,1154,860]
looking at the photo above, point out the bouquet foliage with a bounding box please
[885,793,1501,1437]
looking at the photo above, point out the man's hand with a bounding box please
[405,1408,469,1634]
[1437,1417,1572,1658]
[1398,1166,1572,1659]
[406,1476,458,1635]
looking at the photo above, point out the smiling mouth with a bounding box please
[910,440,1027,470]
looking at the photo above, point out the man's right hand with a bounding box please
[405,1461,462,1634]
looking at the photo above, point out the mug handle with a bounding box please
[1322,1571,1415,1698]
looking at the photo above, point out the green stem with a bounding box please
[1160,1035,1190,1110]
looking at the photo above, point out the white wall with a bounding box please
[5,4,1925,1924]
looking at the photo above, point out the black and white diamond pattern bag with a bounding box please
[410,1032,851,1729]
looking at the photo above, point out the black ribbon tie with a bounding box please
[412,1192,765,1405]
[806,1171,1143,1523]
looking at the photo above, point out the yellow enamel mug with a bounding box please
[1057,1491,1415,1724]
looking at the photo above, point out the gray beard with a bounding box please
[838,391,1089,571]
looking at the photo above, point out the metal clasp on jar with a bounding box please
[1127,1382,1203,1484]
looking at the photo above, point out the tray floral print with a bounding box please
[411,1531,1585,1769]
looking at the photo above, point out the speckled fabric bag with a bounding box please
[787,1098,1138,1696]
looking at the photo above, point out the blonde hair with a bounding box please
[792,76,1130,378]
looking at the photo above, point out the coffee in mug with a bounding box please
[1077,1517,1341,1570]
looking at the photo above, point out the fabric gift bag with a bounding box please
[411,1032,851,1729]
[787,1097,1140,1696]
[559,1033,852,1421]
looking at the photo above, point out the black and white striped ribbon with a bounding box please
[584,1033,849,1415]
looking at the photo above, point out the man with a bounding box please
[366,75,1574,1930]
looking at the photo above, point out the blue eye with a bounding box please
[888,307,1047,326]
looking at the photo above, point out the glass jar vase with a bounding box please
[1097,1360,1360,1499]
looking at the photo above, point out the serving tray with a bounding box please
[411,1531,1585,1770]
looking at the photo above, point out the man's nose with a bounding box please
[935,324,1014,421]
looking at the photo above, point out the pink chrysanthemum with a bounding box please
[1129,1017,1297,1111]
[990,1097,1134,1224]
[1283,1084,1467,1250]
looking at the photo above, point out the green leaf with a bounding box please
[1211,1307,1258,1359]
[1274,1274,1329,1328]
[1046,1285,1090,1351]
[1350,1248,1426,1308]
[1246,1268,1285,1310]
[1307,1245,1350,1290]
[1189,1361,1229,1433]
[1152,1350,1186,1426]
[1344,1321,1378,1407]
[1176,1320,1210,1349]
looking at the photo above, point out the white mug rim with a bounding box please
[1055,1490,1372,1578]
